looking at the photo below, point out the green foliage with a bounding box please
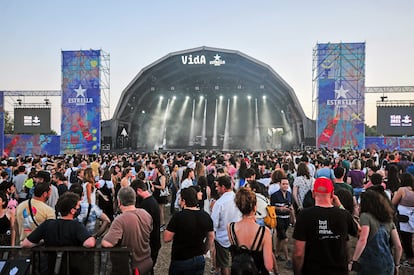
[365,124,379,136]
[4,111,13,134]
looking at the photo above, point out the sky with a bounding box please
[1,0,414,134]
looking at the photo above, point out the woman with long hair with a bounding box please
[98,168,115,221]
[392,173,414,267]
[120,167,133,188]
[350,190,402,274]
[386,164,401,195]
[292,162,313,210]
[83,167,96,205]
[227,187,273,274]
[152,163,168,230]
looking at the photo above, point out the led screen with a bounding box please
[14,108,51,134]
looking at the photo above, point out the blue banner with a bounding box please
[61,50,101,154]
[4,135,60,157]
[316,43,365,149]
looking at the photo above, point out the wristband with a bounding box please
[395,264,400,268]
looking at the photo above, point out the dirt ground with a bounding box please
[154,207,414,275]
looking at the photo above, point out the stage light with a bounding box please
[219,95,223,100]
[186,96,190,100]
[262,95,266,100]
[160,96,164,100]
[237,85,242,90]
[142,110,145,114]
[195,86,200,91]
[215,86,219,90]
[200,95,204,100]
[247,95,251,100]
[172,96,176,100]
[44,98,50,105]
[150,87,155,91]
[16,99,22,106]
[260,85,265,89]
[233,95,237,100]
[170,86,175,91]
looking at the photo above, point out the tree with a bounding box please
[4,111,13,134]
[365,124,379,136]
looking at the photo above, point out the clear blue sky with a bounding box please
[1,0,414,133]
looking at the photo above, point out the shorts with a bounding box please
[276,217,290,240]
[214,240,231,268]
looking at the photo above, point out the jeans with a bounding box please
[169,255,205,275]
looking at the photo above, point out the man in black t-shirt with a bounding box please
[21,192,95,274]
[164,187,214,275]
[133,179,161,275]
[292,177,358,275]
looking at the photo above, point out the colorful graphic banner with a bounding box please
[61,50,101,154]
[0,91,3,156]
[316,43,365,149]
[4,135,60,157]
[365,136,414,151]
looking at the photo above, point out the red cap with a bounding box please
[313,177,334,194]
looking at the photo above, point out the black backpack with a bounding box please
[229,222,265,275]
[69,168,78,184]
[302,189,315,208]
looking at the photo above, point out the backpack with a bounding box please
[302,190,315,208]
[69,168,78,184]
[100,180,112,196]
[263,205,277,229]
[229,222,264,275]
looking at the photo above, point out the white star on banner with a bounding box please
[74,85,87,98]
[335,85,348,99]
[214,54,221,61]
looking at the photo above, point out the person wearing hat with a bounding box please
[292,177,359,275]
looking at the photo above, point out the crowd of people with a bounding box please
[0,148,413,274]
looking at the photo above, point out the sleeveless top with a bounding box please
[229,222,269,275]
[400,187,414,207]
[0,214,10,234]
[359,223,394,275]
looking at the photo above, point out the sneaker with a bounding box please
[285,260,293,269]
[160,224,166,231]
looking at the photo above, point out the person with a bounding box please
[246,180,269,227]
[151,163,168,230]
[133,179,161,275]
[350,190,402,275]
[12,165,27,202]
[392,173,414,267]
[53,171,68,196]
[69,183,111,238]
[292,162,314,211]
[292,177,359,275]
[271,177,293,268]
[164,187,214,275]
[21,192,95,275]
[211,176,242,275]
[15,178,55,242]
[120,167,133,188]
[333,167,353,195]
[101,187,153,275]
[228,187,273,274]
[97,168,115,221]
[0,191,15,246]
[82,167,96,205]
[347,159,365,202]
